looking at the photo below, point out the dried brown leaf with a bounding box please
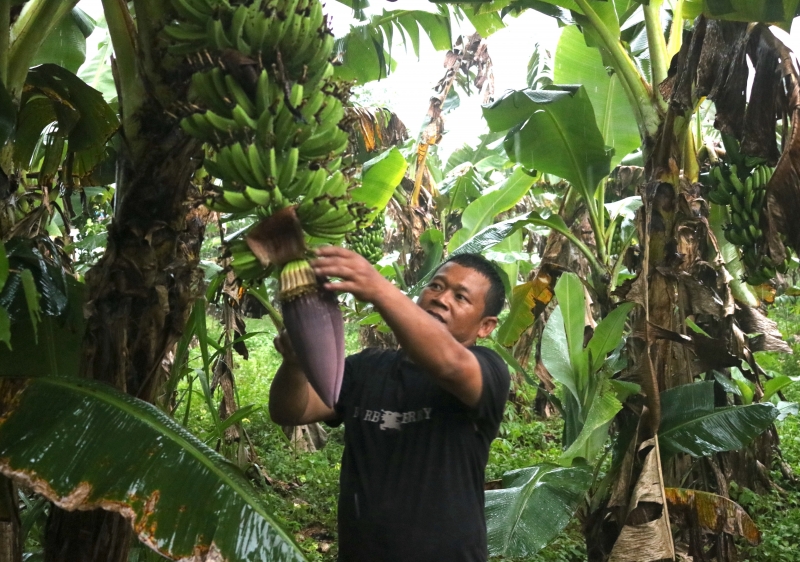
[735,304,792,353]
[741,28,783,164]
[609,439,674,562]
[665,488,761,545]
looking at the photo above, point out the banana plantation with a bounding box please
[2,0,800,560]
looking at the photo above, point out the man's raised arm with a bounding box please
[311,247,497,407]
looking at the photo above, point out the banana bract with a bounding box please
[280,260,344,408]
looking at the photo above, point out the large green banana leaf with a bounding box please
[482,85,611,202]
[683,0,799,26]
[14,64,118,173]
[350,146,407,217]
[447,168,536,251]
[485,464,592,557]
[554,25,640,167]
[541,305,579,402]
[559,378,621,464]
[29,7,94,73]
[0,377,305,561]
[78,17,118,106]
[333,8,452,84]
[660,381,779,457]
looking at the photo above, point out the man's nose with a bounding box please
[430,290,451,309]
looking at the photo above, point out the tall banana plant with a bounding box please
[433,0,800,559]
[2,0,414,558]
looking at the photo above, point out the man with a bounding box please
[270,246,510,562]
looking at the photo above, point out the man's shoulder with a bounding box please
[470,345,510,374]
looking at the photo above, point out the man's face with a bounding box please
[417,262,498,346]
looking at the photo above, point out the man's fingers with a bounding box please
[324,280,359,293]
[314,245,350,258]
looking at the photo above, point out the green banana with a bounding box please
[225,74,257,118]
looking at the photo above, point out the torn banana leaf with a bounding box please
[0,377,305,561]
[485,464,592,557]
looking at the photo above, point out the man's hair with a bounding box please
[435,253,506,317]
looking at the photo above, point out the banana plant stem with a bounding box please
[643,0,669,95]
[667,0,685,59]
[102,0,145,157]
[586,196,608,265]
[535,215,605,279]
[572,0,661,141]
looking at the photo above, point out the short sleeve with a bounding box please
[470,346,511,437]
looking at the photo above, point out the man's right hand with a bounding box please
[274,329,299,365]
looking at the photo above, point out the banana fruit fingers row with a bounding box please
[708,163,792,285]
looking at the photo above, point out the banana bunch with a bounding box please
[166,0,367,254]
[167,0,335,89]
[346,212,385,264]
[708,163,791,285]
[609,219,623,257]
[229,238,265,280]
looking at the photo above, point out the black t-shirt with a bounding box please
[329,346,510,562]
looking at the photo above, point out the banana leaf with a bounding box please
[462,6,505,37]
[660,381,779,457]
[77,18,118,105]
[553,272,588,389]
[350,147,407,219]
[29,7,94,73]
[485,464,592,557]
[482,85,611,202]
[0,377,305,561]
[541,305,579,402]
[554,25,640,167]
[496,281,539,347]
[560,378,622,464]
[664,488,761,545]
[683,0,799,27]
[586,303,634,373]
[763,374,799,402]
[438,165,484,212]
[448,214,530,257]
[448,167,535,251]
[334,8,451,84]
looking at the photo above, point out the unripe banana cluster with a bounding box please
[708,163,792,285]
[346,212,385,264]
[166,0,368,263]
[609,221,623,257]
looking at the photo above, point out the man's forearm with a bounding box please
[269,361,310,426]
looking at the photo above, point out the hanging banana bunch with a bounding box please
[165,0,364,406]
[708,162,793,285]
[166,0,367,241]
[346,211,385,264]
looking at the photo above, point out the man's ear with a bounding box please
[477,316,498,339]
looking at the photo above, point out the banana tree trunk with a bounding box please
[0,476,21,562]
[43,107,205,562]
